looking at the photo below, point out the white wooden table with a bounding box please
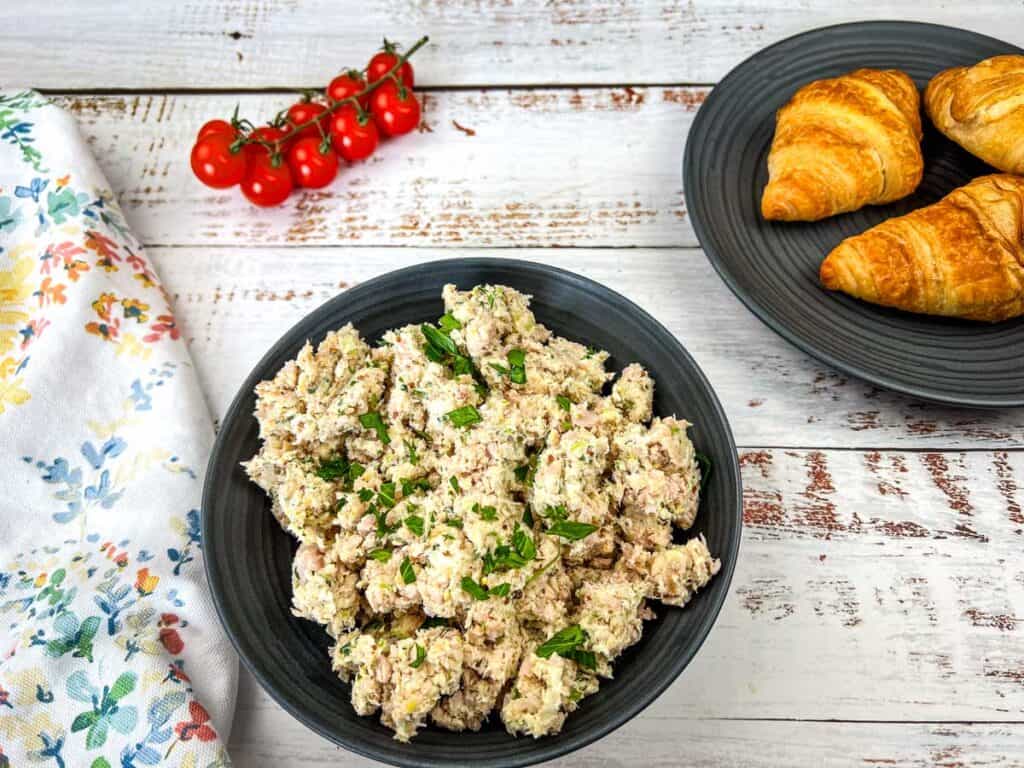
[11,3,1024,765]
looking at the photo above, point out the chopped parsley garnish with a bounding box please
[474,503,498,521]
[556,395,572,412]
[421,323,488,393]
[542,504,569,522]
[400,477,432,497]
[315,457,365,490]
[514,452,538,487]
[399,557,416,584]
[488,582,511,598]
[512,525,536,561]
[377,482,396,508]
[410,643,427,668]
[438,313,462,332]
[460,576,490,601]
[358,488,375,502]
[522,507,534,527]
[695,451,713,488]
[449,476,461,493]
[482,538,532,575]
[444,517,464,529]
[535,624,596,669]
[490,348,527,384]
[421,616,450,629]
[405,515,425,536]
[359,411,391,444]
[446,405,482,428]
[368,548,392,562]
[374,506,399,537]
[545,520,598,541]
[405,440,419,465]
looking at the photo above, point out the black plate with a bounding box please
[202,258,742,768]
[684,21,1024,408]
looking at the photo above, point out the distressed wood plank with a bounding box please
[230,698,1024,767]
[151,246,1024,449]
[228,444,1024,761]
[8,2,1024,89]
[58,89,701,248]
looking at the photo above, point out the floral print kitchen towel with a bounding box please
[0,91,236,767]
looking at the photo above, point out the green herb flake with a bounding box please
[695,451,713,488]
[444,517,464,529]
[358,488,375,503]
[449,476,461,493]
[460,576,490,601]
[489,582,511,597]
[315,457,349,481]
[405,515,425,536]
[368,548,392,563]
[400,477,432,497]
[512,525,536,561]
[522,507,534,527]
[359,411,391,444]
[421,616,449,629]
[446,405,482,428]
[438,313,462,332]
[556,395,572,412]
[410,643,427,669]
[377,482,396,508]
[545,520,598,541]
[474,503,498,521]
[405,440,419,466]
[536,624,588,660]
[542,504,569,522]
[399,557,416,584]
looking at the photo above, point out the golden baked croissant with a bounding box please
[925,55,1024,174]
[762,68,924,221]
[820,174,1024,322]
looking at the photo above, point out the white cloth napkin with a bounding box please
[0,91,236,767]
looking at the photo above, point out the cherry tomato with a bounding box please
[367,50,414,89]
[369,81,421,137]
[326,72,368,108]
[286,101,329,142]
[241,153,294,206]
[190,134,248,188]
[197,119,235,141]
[287,137,340,188]
[329,105,379,162]
[244,125,291,158]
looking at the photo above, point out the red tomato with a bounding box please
[190,135,247,188]
[287,137,340,188]
[326,72,368,108]
[244,125,291,158]
[369,82,421,137]
[286,101,329,142]
[196,119,235,141]
[241,154,294,206]
[329,106,379,162]
[367,50,414,89]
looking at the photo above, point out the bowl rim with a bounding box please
[683,19,1024,408]
[202,256,743,767]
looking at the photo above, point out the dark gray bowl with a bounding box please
[202,258,742,767]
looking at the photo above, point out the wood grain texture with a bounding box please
[228,444,1024,763]
[8,2,1024,89]
[151,246,1024,449]
[57,90,701,247]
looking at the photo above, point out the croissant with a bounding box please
[820,174,1024,322]
[762,68,924,221]
[925,55,1024,174]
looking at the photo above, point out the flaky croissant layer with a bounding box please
[820,174,1024,322]
[925,55,1024,175]
[762,68,924,222]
